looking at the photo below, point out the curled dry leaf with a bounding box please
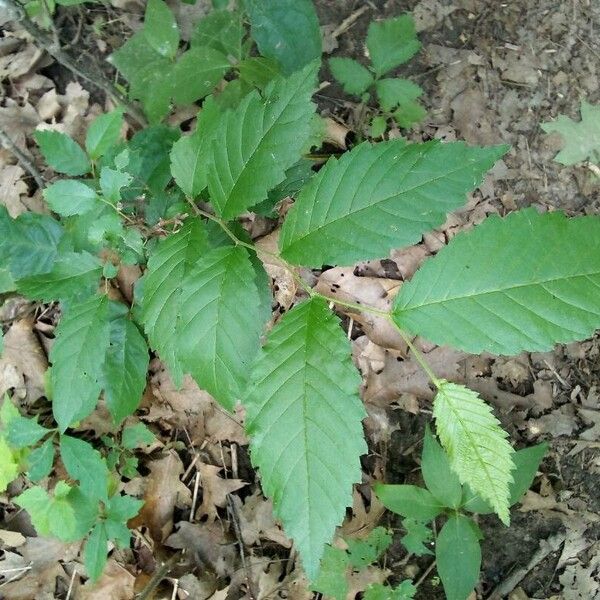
[78,558,136,600]
[196,462,246,522]
[341,490,386,539]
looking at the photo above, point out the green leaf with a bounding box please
[393,101,426,129]
[34,130,90,176]
[244,0,321,74]
[0,436,19,492]
[104,518,132,548]
[99,167,133,204]
[121,423,155,450]
[171,47,230,105]
[509,442,547,505]
[84,523,108,582]
[103,313,149,423]
[138,218,208,385]
[178,246,264,410]
[541,101,600,165]
[346,527,391,568]
[86,109,125,160]
[43,180,98,216]
[421,425,462,508]
[0,208,63,279]
[170,97,221,198]
[143,0,179,59]
[129,59,173,123]
[401,518,433,556]
[238,57,282,90]
[375,78,423,112]
[364,582,417,600]
[6,416,49,449]
[16,251,103,302]
[207,63,318,220]
[60,435,109,501]
[106,492,144,522]
[110,30,162,82]
[65,485,100,537]
[436,514,481,600]
[392,209,600,355]
[280,140,507,267]
[433,381,514,524]
[50,294,111,431]
[312,545,348,600]
[329,58,374,96]
[191,9,244,59]
[15,486,51,535]
[370,116,387,139]
[27,438,55,482]
[366,15,420,77]
[373,484,444,521]
[245,298,367,580]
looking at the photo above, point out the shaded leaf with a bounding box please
[34,130,90,176]
[346,527,391,568]
[84,523,108,582]
[60,435,109,501]
[143,0,179,59]
[373,484,444,521]
[6,415,49,449]
[401,518,433,556]
[191,9,244,59]
[26,437,55,482]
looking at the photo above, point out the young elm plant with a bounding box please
[0,1,591,595]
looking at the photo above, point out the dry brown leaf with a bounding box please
[347,566,390,600]
[0,164,29,216]
[0,529,26,547]
[78,559,136,599]
[0,100,40,153]
[341,490,386,539]
[196,462,246,522]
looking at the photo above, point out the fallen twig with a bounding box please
[0,127,45,190]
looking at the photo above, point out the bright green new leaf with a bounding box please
[207,63,317,220]
[143,0,179,59]
[99,167,133,204]
[346,527,391,569]
[421,425,462,508]
[280,140,507,267]
[16,251,103,302]
[6,416,49,449]
[436,514,481,600]
[541,101,600,165]
[138,218,208,385]
[15,486,51,535]
[364,582,417,600]
[27,438,55,482]
[34,130,90,176]
[401,518,433,556]
[370,116,387,138]
[191,9,244,59]
[245,298,367,580]
[121,423,155,450]
[103,313,149,423]
[393,209,600,355]
[393,101,426,129]
[366,15,421,77]
[171,47,230,105]
[373,484,444,521]
[50,294,111,431]
[433,381,514,524]
[86,109,125,160]
[60,435,109,501]
[106,493,143,545]
[375,78,423,112]
[43,180,98,216]
[244,0,321,74]
[312,545,348,600]
[84,523,108,582]
[178,246,264,410]
[0,436,19,492]
[329,58,374,96]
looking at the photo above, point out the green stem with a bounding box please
[392,322,441,388]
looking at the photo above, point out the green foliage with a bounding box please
[43,180,98,217]
[541,100,600,165]
[392,209,600,354]
[329,58,374,96]
[364,582,417,600]
[86,109,125,160]
[400,518,433,556]
[34,130,90,176]
[245,298,367,580]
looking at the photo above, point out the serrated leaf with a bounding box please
[60,435,109,501]
[392,209,600,355]
[373,484,444,521]
[84,523,108,582]
[364,582,417,600]
[171,47,230,105]
[366,15,420,77]
[0,208,63,279]
[280,140,507,267]
[346,527,391,568]
[99,167,133,203]
[393,101,426,129]
[244,0,321,74]
[329,58,374,96]
[50,294,111,431]
[34,130,90,176]
[106,493,144,522]
[238,57,281,90]
[207,63,317,220]
[245,298,367,580]
[103,313,149,423]
[138,218,209,385]
[129,59,173,123]
[178,246,264,410]
[110,30,162,81]
[86,109,125,160]
[27,438,55,482]
[6,415,49,449]
[191,9,244,59]
[375,78,422,112]
[15,486,51,535]
[436,514,481,600]
[433,381,514,524]
[43,180,98,216]
[143,0,179,59]
[401,518,433,556]
[104,519,132,548]
[0,436,19,492]
[16,251,103,302]
[541,101,600,165]
[421,425,462,508]
[370,116,387,138]
[121,423,155,450]
[312,545,349,600]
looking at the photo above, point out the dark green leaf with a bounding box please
[86,109,125,160]
[43,180,98,216]
[401,518,433,556]
[84,523,108,582]
[110,30,162,81]
[364,582,417,600]
[346,526,391,568]
[60,435,109,501]
[6,416,49,449]
[191,9,244,60]
[329,58,374,96]
[238,57,281,90]
[143,0,179,59]
[99,167,133,204]
[129,59,173,123]
[509,442,547,505]
[436,514,481,600]
[27,438,55,482]
[34,130,90,176]
[373,484,444,521]
[106,493,144,522]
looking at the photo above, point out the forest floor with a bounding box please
[0,0,599,598]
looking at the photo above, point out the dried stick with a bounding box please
[0,127,45,190]
[2,0,147,127]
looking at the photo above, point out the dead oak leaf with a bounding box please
[196,463,246,522]
[78,558,135,600]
